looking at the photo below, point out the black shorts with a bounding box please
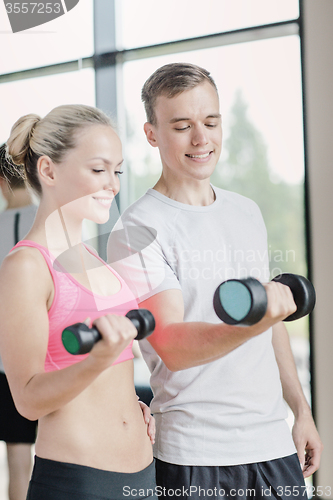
[0,372,37,444]
[155,454,307,500]
[27,456,158,500]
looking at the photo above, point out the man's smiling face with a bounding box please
[144,81,222,183]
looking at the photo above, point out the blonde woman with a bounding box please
[0,105,156,500]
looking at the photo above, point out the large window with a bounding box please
[0,69,96,143]
[118,0,299,48]
[122,35,304,198]
[119,28,310,408]
[0,0,95,210]
[0,0,94,74]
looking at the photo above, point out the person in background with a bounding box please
[0,106,156,500]
[0,143,37,500]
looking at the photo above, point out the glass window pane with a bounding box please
[122,36,304,197]
[0,68,96,143]
[122,36,306,275]
[0,0,94,74]
[118,0,299,49]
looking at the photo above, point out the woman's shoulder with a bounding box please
[0,245,54,316]
[0,243,52,287]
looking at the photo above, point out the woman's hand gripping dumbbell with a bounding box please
[213,273,316,326]
[62,309,155,355]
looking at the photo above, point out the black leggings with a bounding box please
[27,456,157,500]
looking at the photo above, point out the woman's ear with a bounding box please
[144,122,158,148]
[37,156,56,187]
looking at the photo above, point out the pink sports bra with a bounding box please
[12,240,137,372]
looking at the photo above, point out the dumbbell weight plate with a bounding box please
[213,277,268,326]
[62,323,100,355]
[271,273,316,321]
[126,309,155,341]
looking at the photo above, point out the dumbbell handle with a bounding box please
[271,273,316,322]
[62,309,155,355]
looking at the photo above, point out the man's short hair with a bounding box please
[141,63,218,125]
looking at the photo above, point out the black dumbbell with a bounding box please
[62,309,155,355]
[213,273,316,326]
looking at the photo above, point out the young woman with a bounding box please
[0,105,156,500]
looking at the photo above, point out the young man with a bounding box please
[108,63,322,498]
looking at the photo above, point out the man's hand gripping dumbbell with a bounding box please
[213,273,316,326]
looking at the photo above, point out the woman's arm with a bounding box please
[0,248,137,421]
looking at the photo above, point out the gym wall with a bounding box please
[303,0,333,489]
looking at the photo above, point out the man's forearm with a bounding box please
[272,322,323,477]
[142,286,297,371]
[155,321,251,371]
[152,318,282,371]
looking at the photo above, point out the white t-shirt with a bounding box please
[108,186,296,466]
[0,204,37,373]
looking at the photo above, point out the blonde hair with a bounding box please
[141,63,218,126]
[7,104,112,195]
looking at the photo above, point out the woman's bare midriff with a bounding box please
[35,360,153,473]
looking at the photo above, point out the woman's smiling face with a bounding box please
[50,124,123,224]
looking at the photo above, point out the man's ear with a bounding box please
[37,156,56,187]
[144,122,158,148]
